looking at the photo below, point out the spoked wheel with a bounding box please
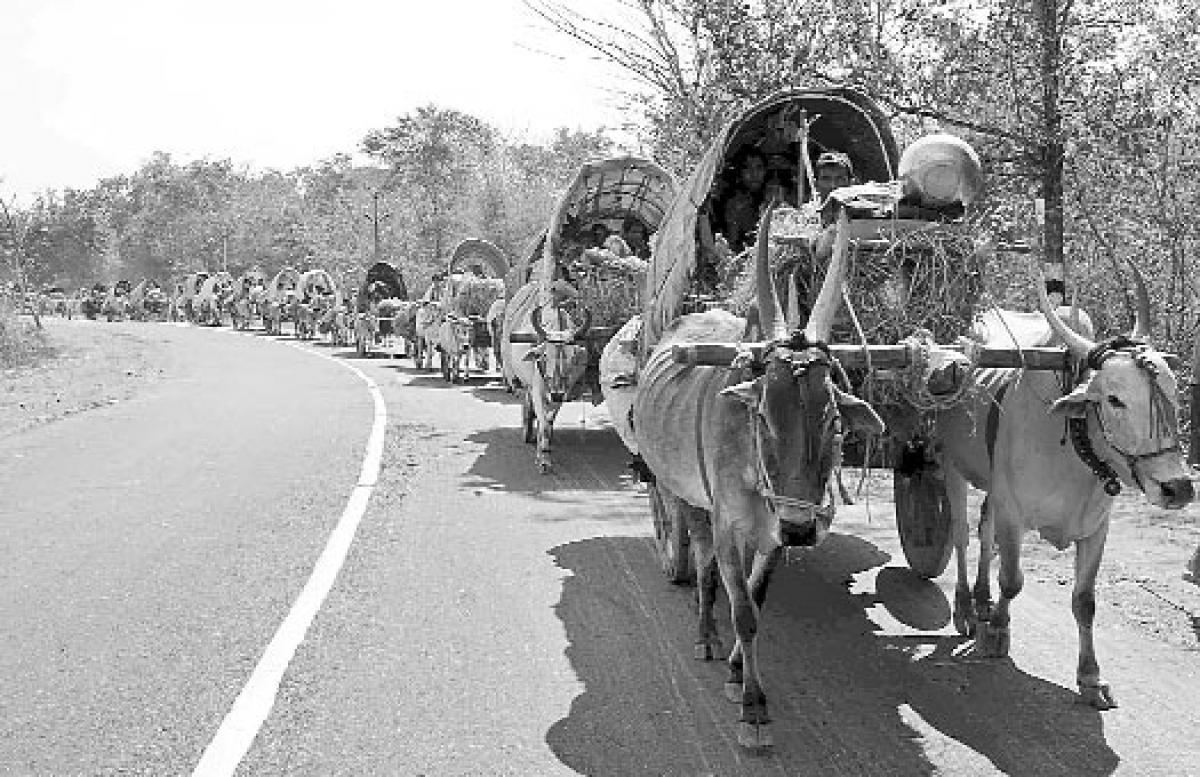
[893,437,954,579]
[649,483,693,585]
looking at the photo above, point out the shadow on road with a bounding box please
[468,384,521,406]
[545,534,1118,777]
[462,425,639,498]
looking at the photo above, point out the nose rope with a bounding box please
[750,402,835,525]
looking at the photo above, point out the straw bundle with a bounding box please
[570,252,649,328]
[723,209,980,345]
[449,277,505,318]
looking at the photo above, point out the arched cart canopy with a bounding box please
[357,261,408,313]
[270,267,301,298]
[537,155,679,296]
[298,269,340,304]
[643,86,900,349]
[448,238,509,279]
[198,271,233,298]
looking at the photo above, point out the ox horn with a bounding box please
[755,199,788,341]
[531,304,548,341]
[572,307,592,342]
[1035,266,1095,360]
[1126,258,1153,339]
[804,211,850,342]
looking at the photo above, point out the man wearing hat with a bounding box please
[813,151,854,203]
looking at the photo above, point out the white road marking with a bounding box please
[192,343,387,776]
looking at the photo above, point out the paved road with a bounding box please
[0,324,370,775]
[3,322,1200,776]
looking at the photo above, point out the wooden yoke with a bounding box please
[672,342,1075,371]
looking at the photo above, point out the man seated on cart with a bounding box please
[812,151,854,205]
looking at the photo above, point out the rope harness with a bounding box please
[747,333,839,532]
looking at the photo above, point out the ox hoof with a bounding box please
[1078,681,1118,710]
[737,722,773,749]
[723,681,743,704]
[694,640,722,661]
[977,622,1010,658]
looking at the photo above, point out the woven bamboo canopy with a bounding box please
[270,267,300,297]
[299,268,339,304]
[643,86,901,351]
[357,261,408,312]
[537,155,679,296]
[448,238,509,279]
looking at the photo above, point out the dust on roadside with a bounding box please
[1022,497,1200,653]
[0,318,172,439]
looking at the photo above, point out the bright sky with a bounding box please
[0,0,629,202]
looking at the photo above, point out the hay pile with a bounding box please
[723,208,981,344]
[449,277,505,318]
[570,252,649,328]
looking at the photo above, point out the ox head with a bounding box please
[416,300,443,329]
[524,303,592,403]
[721,204,885,544]
[1039,262,1193,509]
[447,314,475,352]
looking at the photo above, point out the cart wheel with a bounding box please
[649,483,693,585]
[894,458,954,580]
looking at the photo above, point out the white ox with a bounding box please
[413,301,444,370]
[931,266,1193,710]
[501,281,591,473]
[436,313,478,383]
[631,207,884,748]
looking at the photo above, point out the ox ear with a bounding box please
[833,386,886,436]
[1049,379,1096,418]
[522,344,546,361]
[720,378,762,407]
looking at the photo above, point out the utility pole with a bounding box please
[363,190,392,263]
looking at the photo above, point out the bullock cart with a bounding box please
[231,268,267,330]
[102,279,132,321]
[262,267,300,335]
[612,84,1187,747]
[128,279,168,321]
[194,272,234,326]
[294,268,343,342]
[626,86,1006,583]
[83,283,108,320]
[437,239,509,381]
[623,85,1194,744]
[170,272,209,323]
[504,155,679,471]
[354,261,411,357]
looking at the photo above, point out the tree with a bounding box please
[362,105,497,271]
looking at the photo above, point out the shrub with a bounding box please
[0,298,52,368]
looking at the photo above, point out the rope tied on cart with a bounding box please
[896,328,981,412]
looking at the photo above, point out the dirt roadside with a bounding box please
[0,317,173,440]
